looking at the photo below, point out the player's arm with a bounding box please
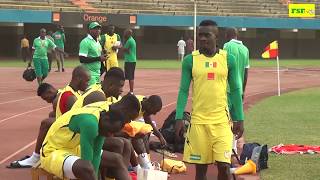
[49,93,59,118]
[243,49,250,97]
[99,34,105,49]
[65,94,77,112]
[122,39,131,53]
[31,39,36,58]
[175,55,193,120]
[174,55,192,141]
[112,34,122,50]
[69,114,99,167]
[83,91,107,106]
[227,54,244,138]
[63,33,66,43]
[92,135,104,174]
[143,114,167,146]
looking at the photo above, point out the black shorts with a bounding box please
[124,62,136,80]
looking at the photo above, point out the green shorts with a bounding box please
[33,58,49,77]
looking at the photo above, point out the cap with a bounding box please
[89,22,101,29]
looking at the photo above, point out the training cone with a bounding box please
[234,160,257,175]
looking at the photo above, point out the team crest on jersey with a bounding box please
[207,72,215,80]
[205,61,217,68]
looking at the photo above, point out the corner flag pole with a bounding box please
[276,55,281,96]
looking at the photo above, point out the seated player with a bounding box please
[117,95,163,169]
[40,94,140,180]
[72,67,125,109]
[8,66,90,168]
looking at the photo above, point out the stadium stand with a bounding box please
[0,0,318,17]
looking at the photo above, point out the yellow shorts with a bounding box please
[183,122,233,164]
[105,56,118,71]
[40,148,80,179]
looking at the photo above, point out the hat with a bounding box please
[89,22,101,29]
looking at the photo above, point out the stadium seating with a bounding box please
[0,0,319,17]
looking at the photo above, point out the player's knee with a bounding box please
[217,162,230,173]
[75,160,95,177]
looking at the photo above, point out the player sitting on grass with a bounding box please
[40,93,140,180]
[8,66,90,168]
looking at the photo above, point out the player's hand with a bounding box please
[111,46,121,51]
[174,120,185,143]
[232,121,244,140]
[64,52,69,58]
[159,136,167,147]
[100,54,107,62]
[134,133,146,139]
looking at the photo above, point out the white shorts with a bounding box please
[63,155,80,179]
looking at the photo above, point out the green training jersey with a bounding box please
[124,36,137,62]
[79,34,102,78]
[53,31,65,49]
[32,37,56,59]
[223,39,249,94]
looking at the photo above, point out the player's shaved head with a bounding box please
[143,95,162,115]
[198,19,219,56]
[72,65,89,79]
[102,67,125,98]
[40,28,46,33]
[226,27,238,41]
[40,28,46,38]
[71,65,90,91]
[124,29,132,39]
[107,24,115,35]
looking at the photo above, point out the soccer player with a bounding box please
[79,22,106,86]
[186,37,194,55]
[53,25,66,72]
[73,67,125,109]
[122,29,137,94]
[8,66,90,168]
[32,28,64,85]
[40,94,140,180]
[175,20,244,180]
[177,37,186,61]
[21,34,30,63]
[128,95,164,169]
[100,24,121,72]
[224,27,250,100]
[46,31,54,72]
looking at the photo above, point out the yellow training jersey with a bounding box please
[104,34,119,57]
[191,50,229,124]
[21,38,29,48]
[104,33,120,68]
[41,103,108,157]
[55,85,82,118]
[72,83,104,109]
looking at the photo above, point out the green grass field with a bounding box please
[245,88,320,180]
[1,58,320,69]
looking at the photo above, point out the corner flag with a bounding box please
[262,41,278,59]
[262,40,281,96]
